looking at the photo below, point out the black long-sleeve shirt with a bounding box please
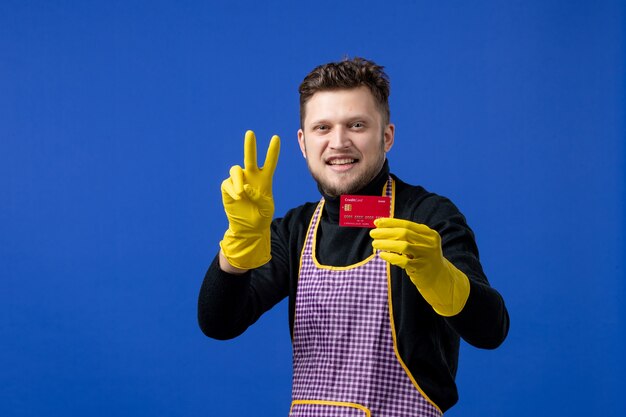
[198,161,509,412]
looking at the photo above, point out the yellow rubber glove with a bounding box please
[370,218,470,316]
[219,130,280,270]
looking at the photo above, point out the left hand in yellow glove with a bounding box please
[370,218,470,316]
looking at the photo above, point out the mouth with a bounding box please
[326,157,359,167]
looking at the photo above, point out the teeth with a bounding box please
[328,159,355,165]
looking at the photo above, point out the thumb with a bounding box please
[243,184,261,202]
[244,184,274,218]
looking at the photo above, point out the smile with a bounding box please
[327,158,357,165]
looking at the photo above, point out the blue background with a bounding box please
[1,1,624,416]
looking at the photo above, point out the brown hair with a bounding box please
[298,57,391,128]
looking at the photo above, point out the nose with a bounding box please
[328,126,351,149]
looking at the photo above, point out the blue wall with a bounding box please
[1,1,624,416]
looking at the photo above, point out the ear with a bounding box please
[383,123,395,152]
[297,129,307,159]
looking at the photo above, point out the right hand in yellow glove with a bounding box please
[219,130,280,270]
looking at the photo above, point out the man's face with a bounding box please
[298,87,394,197]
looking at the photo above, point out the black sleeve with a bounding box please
[197,217,291,340]
[420,196,510,349]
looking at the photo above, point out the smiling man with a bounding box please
[297,85,394,197]
[198,57,509,416]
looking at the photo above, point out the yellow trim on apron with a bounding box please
[290,399,371,417]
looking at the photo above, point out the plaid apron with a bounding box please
[290,178,442,417]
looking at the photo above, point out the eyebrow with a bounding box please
[307,114,374,126]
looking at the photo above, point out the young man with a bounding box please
[198,57,509,416]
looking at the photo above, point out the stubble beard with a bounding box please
[304,136,387,198]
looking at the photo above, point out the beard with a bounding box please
[308,158,385,197]
[304,136,387,197]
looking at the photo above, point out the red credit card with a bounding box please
[339,195,391,228]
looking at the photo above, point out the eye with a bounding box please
[351,121,365,129]
[314,124,329,132]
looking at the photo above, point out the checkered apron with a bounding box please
[290,178,442,417]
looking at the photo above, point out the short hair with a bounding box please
[298,57,391,128]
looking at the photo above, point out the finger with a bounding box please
[372,238,434,260]
[261,135,280,175]
[374,217,433,233]
[243,185,274,218]
[372,239,413,257]
[243,130,258,170]
[378,251,409,269]
[229,165,245,195]
[221,177,240,202]
[370,227,436,246]
[243,183,260,202]
[373,218,438,239]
